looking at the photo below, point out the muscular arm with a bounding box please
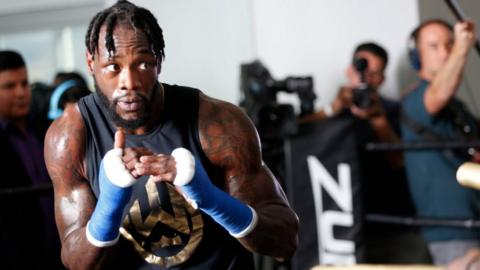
[424,22,475,115]
[45,105,113,270]
[197,93,299,259]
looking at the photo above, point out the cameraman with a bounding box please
[302,43,402,168]
[302,42,428,263]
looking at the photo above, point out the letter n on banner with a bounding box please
[307,158,354,264]
[289,115,363,269]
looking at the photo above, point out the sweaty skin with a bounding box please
[44,24,298,270]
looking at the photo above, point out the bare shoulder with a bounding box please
[45,103,97,252]
[45,103,87,185]
[197,92,261,172]
[197,93,298,258]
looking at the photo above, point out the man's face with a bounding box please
[349,51,385,90]
[417,23,453,77]
[0,67,31,121]
[87,24,159,129]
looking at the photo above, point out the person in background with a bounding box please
[30,71,91,121]
[301,42,429,263]
[0,50,62,269]
[402,19,480,266]
[301,42,403,169]
[47,71,91,120]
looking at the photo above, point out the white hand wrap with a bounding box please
[170,147,257,237]
[171,148,196,186]
[103,148,136,188]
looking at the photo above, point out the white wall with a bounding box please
[252,0,419,110]
[0,0,102,33]
[129,0,255,104]
[112,0,420,107]
[0,0,99,15]
[1,0,422,107]
[0,0,102,84]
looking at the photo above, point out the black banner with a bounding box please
[288,115,364,269]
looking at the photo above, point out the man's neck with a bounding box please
[418,69,434,81]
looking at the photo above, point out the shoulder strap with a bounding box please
[401,109,468,163]
[400,109,445,141]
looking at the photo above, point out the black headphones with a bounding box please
[407,31,421,71]
[407,19,453,71]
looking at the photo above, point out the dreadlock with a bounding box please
[85,0,165,61]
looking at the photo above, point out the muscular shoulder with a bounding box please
[197,92,261,172]
[44,103,87,182]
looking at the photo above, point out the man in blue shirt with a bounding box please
[402,19,480,265]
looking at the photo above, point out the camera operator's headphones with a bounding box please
[408,19,453,71]
[47,80,79,120]
[407,32,421,71]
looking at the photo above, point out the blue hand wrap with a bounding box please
[86,159,133,247]
[178,156,257,238]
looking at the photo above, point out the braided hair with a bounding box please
[85,0,165,62]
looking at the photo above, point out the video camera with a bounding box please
[352,57,375,109]
[240,60,316,139]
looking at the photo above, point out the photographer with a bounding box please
[302,43,401,167]
[302,42,428,263]
[302,43,403,173]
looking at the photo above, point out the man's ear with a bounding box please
[86,51,94,74]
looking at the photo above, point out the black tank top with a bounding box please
[78,84,253,270]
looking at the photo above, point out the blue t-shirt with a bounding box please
[401,79,480,243]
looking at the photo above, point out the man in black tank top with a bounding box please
[44,1,298,269]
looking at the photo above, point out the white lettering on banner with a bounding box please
[306,156,355,264]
